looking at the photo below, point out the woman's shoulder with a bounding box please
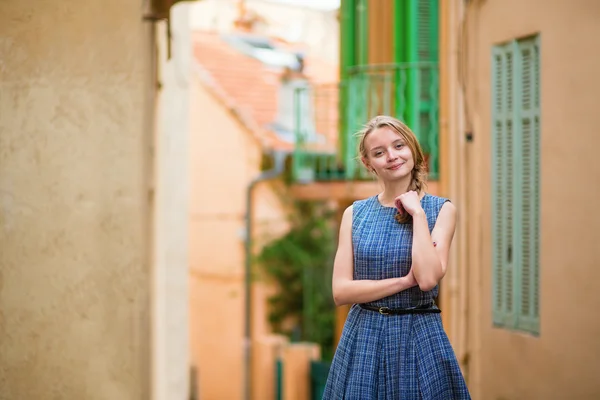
[423,193,454,221]
[424,193,451,205]
[352,195,377,212]
[353,195,377,206]
[349,195,378,220]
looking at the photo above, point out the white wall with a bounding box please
[152,3,193,400]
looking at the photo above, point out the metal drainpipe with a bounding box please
[243,150,288,400]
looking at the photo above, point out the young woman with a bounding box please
[322,116,470,399]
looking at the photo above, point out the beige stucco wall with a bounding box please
[458,0,600,398]
[0,1,154,399]
[188,72,289,399]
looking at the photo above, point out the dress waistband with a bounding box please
[359,303,441,316]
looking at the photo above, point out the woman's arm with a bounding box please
[411,201,457,291]
[332,205,418,306]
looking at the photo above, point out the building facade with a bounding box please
[443,0,600,398]
[0,1,194,399]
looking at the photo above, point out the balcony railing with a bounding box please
[292,62,439,184]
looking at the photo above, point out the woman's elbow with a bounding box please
[415,263,443,291]
[333,296,347,307]
[417,272,443,291]
[332,291,346,307]
[332,285,349,306]
[418,280,437,292]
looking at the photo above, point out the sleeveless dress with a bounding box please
[322,194,471,400]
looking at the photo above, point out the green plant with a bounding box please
[255,201,337,360]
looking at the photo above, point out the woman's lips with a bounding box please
[387,162,404,170]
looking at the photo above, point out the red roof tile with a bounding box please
[192,31,338,151]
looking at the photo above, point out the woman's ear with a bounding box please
[362,158,377,175]
[361,157,370,170]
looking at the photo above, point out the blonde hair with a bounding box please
[357,115,428,223]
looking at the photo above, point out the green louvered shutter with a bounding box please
[492,36,540,334]
[403,0,439,175]
[506,41,518,328]
[515,37,541,334]
[491,46,505,325]
[417,0,439,177]
[491,44,515,326]
[340,0,368,180]
[355,0,369,65]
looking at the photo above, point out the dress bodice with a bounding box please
[352,194,449,308]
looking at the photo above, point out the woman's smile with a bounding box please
[387,162,405,171]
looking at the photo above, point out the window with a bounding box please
[491,35,540,335]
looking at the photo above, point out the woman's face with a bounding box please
[362,126,414,180]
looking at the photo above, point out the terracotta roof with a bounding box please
[192,31,338,151]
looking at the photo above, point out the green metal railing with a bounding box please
[292,62,439,183]
[292,83,343,183]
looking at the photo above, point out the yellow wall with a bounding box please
[189,73,289,400]
[0,0,154,398]
[453,0,600,398]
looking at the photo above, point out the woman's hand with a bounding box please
[403,269,418,288]
[395,191,424,217]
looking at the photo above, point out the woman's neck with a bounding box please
[378,177,414,207]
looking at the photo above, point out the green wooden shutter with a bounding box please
[339,0,355,180]
[417,0,439,177]
[492,36,540,334]
[394,0,439,177]
[491,48,503,324]
[405,0,438,137]
[356,0,369,65]
[340,0,367,180]
[515,37,541,334]
[491,44,515,326]
[506,41,518,328]
[491,47,505,325]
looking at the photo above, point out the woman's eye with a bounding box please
[396,143,404,149]
[374,151,383,157]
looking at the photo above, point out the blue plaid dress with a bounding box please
[323,194,471,400]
